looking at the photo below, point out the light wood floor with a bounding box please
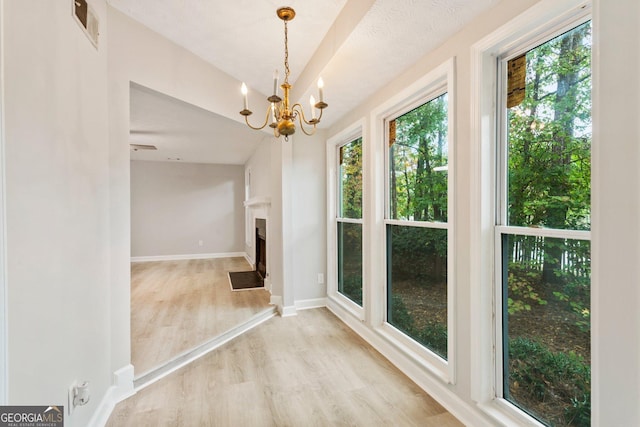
[109,308,463,427]
[131,257,271,374]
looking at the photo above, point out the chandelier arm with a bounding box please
[291,106,318,136]
[312,106,325,124]
[297,117,318,136]
[244,107,273,131]
[291,103,321,126]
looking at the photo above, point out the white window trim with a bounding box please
[371,57,456,384]
[327,119,366,321]
[470,0,591,424]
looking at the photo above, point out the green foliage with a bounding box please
[340,275,362,306]
[389,93,448,224]
[509,337,590,426]
[339,138,363,219]
[507,262,548,314]
[389,294,447,358]
[566,394,591,427]
[337,222,363,306]
[389,294,415,336]
[553,290,590,333]
[388,225,447,281]
[417,321,447,359]
[507,22,592,232]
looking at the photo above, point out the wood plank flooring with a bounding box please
[131,257,271,375]
[109,308,463,427]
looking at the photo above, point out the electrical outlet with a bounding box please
[317,273,324,284]
[198,240,203,246]
[68,380,91,415]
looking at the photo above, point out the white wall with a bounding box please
[268,139,292,311]
[592,0,640,424]
[130,160,245,258]
[291,133,327,303]
[245,141,272,201]
[2,1,112,426]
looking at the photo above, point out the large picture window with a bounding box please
[386,92,450,360]
[498,20,591,426]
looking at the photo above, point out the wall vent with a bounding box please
[130,144,158,151]
[73,0,99,48]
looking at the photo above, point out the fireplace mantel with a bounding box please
[244,197,271,208]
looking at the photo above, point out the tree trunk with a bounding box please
[542,29,583,284]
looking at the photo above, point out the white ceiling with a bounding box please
[129,83,264,164]
[112,0,500,165]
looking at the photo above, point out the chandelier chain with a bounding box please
[284,20,290,84]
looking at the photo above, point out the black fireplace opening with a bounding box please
[255,218,266,278]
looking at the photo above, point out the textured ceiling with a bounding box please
[299,0,502,124]
[109,0,348,96]
[113,0,501,164]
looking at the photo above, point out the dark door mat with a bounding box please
[228,270,264,291]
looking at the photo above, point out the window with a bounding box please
[337,137,363,306]
[498,20,591,426]
[386,92,451,360]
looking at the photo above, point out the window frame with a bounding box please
[470,0,591,424]
[496,19,592,419]
[372,57,456,383]
[327,120,366,319]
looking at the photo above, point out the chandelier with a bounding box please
[240,7,328,141]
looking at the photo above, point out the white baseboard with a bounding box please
[131,252,247,263]
[269,295,297,317]
[270,295,282,308]
[280,305,297,317]
[89,364,135,427]
[295,297,327,310]
[326,300,494,427]
[268,297,325,316]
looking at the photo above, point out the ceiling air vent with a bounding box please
[130,144,158,152]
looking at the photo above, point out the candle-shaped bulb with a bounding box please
[310,96,316,119]
[241,82,248,110]
[273,70,279,96]
[317,77,324,102]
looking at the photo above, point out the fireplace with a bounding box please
[255,218,266,278]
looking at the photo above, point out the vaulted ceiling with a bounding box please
[114,0,500,164]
